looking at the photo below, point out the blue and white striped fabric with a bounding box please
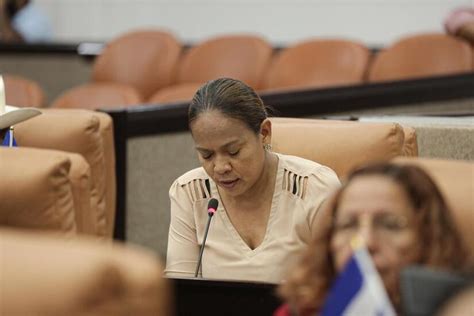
[321,246,396,316]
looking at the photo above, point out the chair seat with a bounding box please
[147,82,202,104]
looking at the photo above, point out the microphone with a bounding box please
[195,198,218,278]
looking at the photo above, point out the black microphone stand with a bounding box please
[195,212,214,277]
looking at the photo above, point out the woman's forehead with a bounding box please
[336,175,413,216]
[191,111,255,147]
[191,111,252,136]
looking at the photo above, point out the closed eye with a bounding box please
[201,153,213,160]
[229,150,240,156]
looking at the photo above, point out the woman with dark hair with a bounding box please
[165,78,340,283]
[278,163,470,315]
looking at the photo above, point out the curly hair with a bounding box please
[278,163,469,316]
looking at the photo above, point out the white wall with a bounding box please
[37,0,472,46]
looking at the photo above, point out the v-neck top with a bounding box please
[165,153,340,283]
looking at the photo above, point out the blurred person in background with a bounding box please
[0,0,52,42]
[444,7,474,43]
[277,163,470,316]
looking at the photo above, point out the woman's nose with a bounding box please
[213,156,231,174]
[358,223,378,251]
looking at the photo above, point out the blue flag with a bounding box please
[1,129,17,147]
[321,246,396,316]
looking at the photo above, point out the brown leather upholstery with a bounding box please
[93,30,182,99]
[368,33,473,82]
[51,83,142,110]
[95,112,117,237]
[147,82,201,104]
[0,147,76,234]
[4,74,46,107]
[15,109,114,238]
[263,39,370,91]
[270,117,409,178]
[177,34,272,88]
[393,157,474,259]
[1,228,169,316]
[149,34,272,103]
[67,152,97,235]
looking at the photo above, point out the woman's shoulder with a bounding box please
[174,167,209,186]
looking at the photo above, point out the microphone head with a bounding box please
[207,198,219,216]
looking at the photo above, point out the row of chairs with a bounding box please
[3,109,117,239]
[4,31,474,110]
[2,115,472,314]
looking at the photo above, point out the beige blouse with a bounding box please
[165,153,340,284]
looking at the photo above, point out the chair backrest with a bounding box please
[51,83,142,109]
[270,117,411,178]
[176,34,273,89]
[263,39,370,90]
[15,109,115,238]
[92,30,182,99]
[368,33,473,82]
[1,228,169,315]
[0,147,76,234]
[393,157,474,260]
[4,74,46,107]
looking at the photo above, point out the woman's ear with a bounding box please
[260,118,272,144]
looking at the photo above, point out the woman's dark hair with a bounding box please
[188,78,267,134]
[279,163,470,316]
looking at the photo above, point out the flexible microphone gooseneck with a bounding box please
[195,198,219,278]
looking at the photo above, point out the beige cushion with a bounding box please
[394,157,474,258]
[95,112,117,238]
[15,109,107,237]
[0,147,76,233]
[270,117,406,178]
[0,228,168,316]
[67,153,96,235]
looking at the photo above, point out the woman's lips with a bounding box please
[218,179,239,189]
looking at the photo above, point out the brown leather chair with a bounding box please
[368,33,473,82]
[92,30,182,99]
[263,39,370,91]
[393,157,474,261]
[51,30,182,109]
[4,74,46,108]
[14,109,115,238]
[0,147,77,234]
[1,228,169,316]
[270,117,416,178]
[148,34,272,104]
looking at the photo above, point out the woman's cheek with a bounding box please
[330,236,353,272]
